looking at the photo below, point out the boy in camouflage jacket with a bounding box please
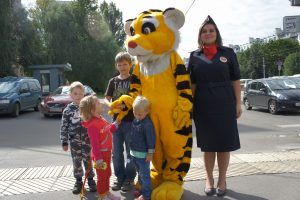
[60,81,96,194]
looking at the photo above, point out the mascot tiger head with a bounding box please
[124,8,185,63]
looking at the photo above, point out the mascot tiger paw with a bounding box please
[108,95,133,122]
[152,181,183,200]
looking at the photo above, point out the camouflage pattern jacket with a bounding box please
[60,102,87,146]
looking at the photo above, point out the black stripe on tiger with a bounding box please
[174,64,188,77]
[180,93,193,103]
[149,9,162,12]
[130,88,138,93]
[175,125,192,136]
[178,175,183,182]
[177,150,192,160]
[177,81,190,90]
[183,137,193,148]
[170,163,190,173]
[163,8,175,14]
[162,160,167,170]
[131,75,141,84]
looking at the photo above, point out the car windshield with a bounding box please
[52,86,70,95]
[51,85,92,95]
[266,78,300,90]
[290,77,300,86]
[0,81,18,93]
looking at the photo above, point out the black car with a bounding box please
[243,77,300,114]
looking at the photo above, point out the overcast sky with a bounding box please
[22,0,300,58]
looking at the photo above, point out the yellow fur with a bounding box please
[111,8,193,200]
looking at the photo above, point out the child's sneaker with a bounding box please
[88,179,97,192]
[72,180,82,194]
[133,190,141,197]
[135,195,146,200]
[121,181,134,191]
[111,182,122,191]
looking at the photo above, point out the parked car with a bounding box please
[240,79,252,91]
[243,77,300,114]
[0,76,42,117]
[40,85,96,117]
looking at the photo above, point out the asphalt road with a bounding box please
[0,106,300,169]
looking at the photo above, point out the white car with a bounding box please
[240,79,252,91]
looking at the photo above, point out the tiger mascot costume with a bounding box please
[109,8,193,200]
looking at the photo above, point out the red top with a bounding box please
[202,44,218,60]
[82,117,117,161]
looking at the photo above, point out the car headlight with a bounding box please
[0,99,10,104]
[276,94,288,100]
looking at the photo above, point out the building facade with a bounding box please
[231,15,300,52]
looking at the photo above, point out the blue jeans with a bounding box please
[112,121,136,183]
[133,156,152,200]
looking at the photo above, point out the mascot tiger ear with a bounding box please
[124,8,185,36]
[124,18,133,36]
[163,8,185,30]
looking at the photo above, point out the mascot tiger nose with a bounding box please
[111,8,193,200]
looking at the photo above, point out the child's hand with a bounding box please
[62,145,68,151]
[110,122,119,133]
[94,160,107,170]
[146,153,153,162]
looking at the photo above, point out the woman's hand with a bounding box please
[236,104,242,119]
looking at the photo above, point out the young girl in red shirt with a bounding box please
[80,95,121,200]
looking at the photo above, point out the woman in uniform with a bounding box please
[188,15,242,197]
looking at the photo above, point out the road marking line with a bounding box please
[277,124,300,128]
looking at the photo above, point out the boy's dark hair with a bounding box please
[115,52,132,64]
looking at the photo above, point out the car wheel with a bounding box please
[244,98,252,110]
[268,100,278,114]
[11,103,20,117]
[44,113,50,118]
[34,99,41,111]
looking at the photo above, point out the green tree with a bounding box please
[29,0,120,92]
[0,0,19,77]
[16,6,45,71]
[261,39,299,77]
[237,39,300,78]
[237,43,264,79]
[283,52,300,75]
[0,0,44,77]
[99,0,126,48]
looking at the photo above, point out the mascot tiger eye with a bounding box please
[109,8,193,200]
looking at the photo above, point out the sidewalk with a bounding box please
[1,150,300,200]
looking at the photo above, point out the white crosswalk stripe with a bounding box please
[0,150,300,197]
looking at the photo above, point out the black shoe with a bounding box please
[121,181,134,191]
[216,187,226,197]
[72,181,83,194]
[204,187,215,196]
[88,179,97,192]
[216,182,227,197]
[112,182,122,191]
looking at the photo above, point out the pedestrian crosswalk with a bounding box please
[1,150,300,197]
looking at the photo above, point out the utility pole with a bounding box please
[262,57,266,78]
